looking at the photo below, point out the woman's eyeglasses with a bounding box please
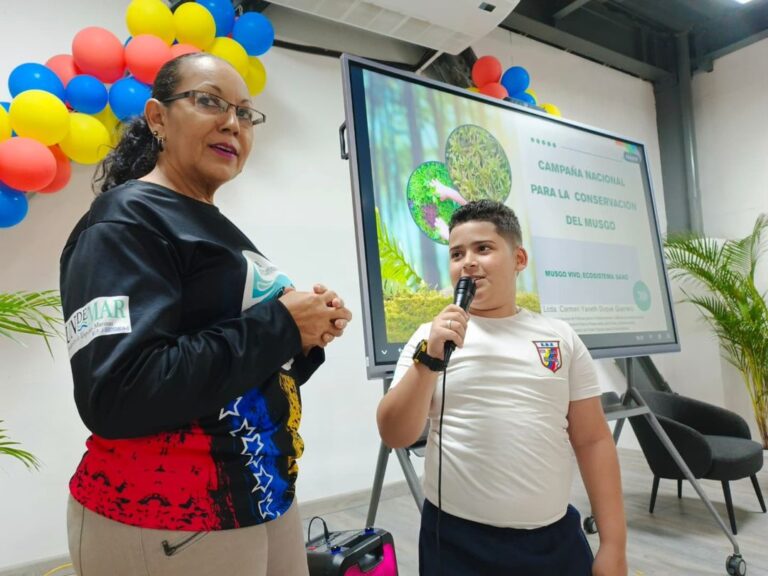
[162,90,266,127]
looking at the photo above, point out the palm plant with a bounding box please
[664,215,768,448]
[0,290,63,469]
[1,421,40,469]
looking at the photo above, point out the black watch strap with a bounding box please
[412,339,447,372]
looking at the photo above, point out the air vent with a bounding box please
[266,0,520,54]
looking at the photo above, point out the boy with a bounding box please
[377,200,627,576]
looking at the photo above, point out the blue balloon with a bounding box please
[1,102,17,137]
[0,184,28,228]
[9,63,66,100]
[233,12,275,56]
[500,66,530,97]
[196,0,236,37]
[109,77,151,121]
[510,92,536,107]
[66,75,108,115]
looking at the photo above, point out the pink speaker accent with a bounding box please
[343,543,397,575]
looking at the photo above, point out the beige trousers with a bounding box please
[67,495,310,576]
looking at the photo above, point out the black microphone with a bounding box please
[444,276,476,363]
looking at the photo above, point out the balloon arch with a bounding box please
[0,0,274,228]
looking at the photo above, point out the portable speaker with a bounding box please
[306,525,398,576]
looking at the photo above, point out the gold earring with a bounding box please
[152,130,166,151]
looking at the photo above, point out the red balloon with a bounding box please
[126,35,173,85]
[38,146,72,194]
[170,43,201,59]
[0,138,57,191]
[46,54,80,88]
[72,27,126,84]
[472,56,503,88]
[479,82,508,99]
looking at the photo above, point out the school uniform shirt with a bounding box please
[392,309,601,529]
[60,180,323,531]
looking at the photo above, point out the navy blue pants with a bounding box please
[419,499,594,576]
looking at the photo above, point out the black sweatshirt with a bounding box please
[61,180,323,530]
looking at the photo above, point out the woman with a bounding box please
[61,53,352,576]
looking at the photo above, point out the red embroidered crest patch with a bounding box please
[533,340,562,373]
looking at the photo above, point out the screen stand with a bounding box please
[366,376,425,527]
[593,357,746,573]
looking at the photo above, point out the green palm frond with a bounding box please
[376,208,425,289]
[665,236,725,289]
[0,290,63,353]
[664,215,768,446]
[0,422,40,470]
[685,293,747,352]
[0,290,62,468]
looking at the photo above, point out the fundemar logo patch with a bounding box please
[66,296,131,357]
[533,340,562,373]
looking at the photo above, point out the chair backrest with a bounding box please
[639,390,682,419]
[641,389,752,438]
[629,391,713,479]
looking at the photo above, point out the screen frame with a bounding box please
[340,53,680,380]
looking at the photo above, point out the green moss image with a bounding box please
[385,286,452,342]
[517,291,541,313]
[406,161,460,244]
[445,125,511,203]
[385,287,542,342]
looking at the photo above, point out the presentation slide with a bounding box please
[342,56,678,377]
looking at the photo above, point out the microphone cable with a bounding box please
[436,365,448,574]
[435,275,475,572]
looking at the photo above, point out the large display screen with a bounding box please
[340,55,679,379]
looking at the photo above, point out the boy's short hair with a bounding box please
[449,200,523,246]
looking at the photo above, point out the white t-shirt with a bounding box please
[391,309,601,529]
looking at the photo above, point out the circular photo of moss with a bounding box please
[406,161,461,244]
[445,124,511,203]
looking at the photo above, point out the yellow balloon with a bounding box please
[173,3,216,50]
[0,106,11,142]
[93,104,119,132]
[468,86,480,93]
[541,103,562,117]
[59,113,112,165]
[9,90,70,145]
[525,88,538,101]
[126,0,174,45]
[91,105,121,145]
[208,37,249,79]
[245,57,267,96]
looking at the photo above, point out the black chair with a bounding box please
[629,390,766,534]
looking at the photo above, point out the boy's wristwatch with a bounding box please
[412,339,447,372]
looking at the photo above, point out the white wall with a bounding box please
[0,4,690,570]
[689,38,768,437]
[693,39,768,239]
